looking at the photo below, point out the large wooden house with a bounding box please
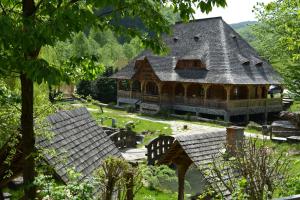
[112,17,283,122]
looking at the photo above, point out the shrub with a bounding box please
[125,105,136,113]
[76,80,92,97]
[35,169,95,200]
[96,157,142,200]
[142,165,191,193]
[158,108,171,118]
[91,77,117,103]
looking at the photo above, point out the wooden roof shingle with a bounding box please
[112,17,282,85]
[37,107,121,183]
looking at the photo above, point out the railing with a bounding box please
[143,95,159,102]
[117,89,282,110]
[132,92,142,99]
[145,135,175,165]
[118,90,130,98]
[108,129,136,149]
[204,100,227,109]
[186,98,204,106]
[174,96,184,104]
[267,98,282,106]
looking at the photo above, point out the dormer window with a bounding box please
[252,56,263,66]
[175,59,205,70]
[194,34,200,41]
[237,54,250,65]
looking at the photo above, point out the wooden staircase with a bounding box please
[140,102,160,115]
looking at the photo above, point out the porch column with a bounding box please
[157,82,163,105]
[225,85,231,102]
[129,80,133,99]
[177,164,189,200]
[246,85,251,123]
[141,80,146,101]
[116,80,120,106]
[203,84,209,105]
[183,83,189,104]
[264,84,270,124]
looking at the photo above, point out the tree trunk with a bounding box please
[22,0,36,199]
[0,188,4,200]
[21,73,36,200]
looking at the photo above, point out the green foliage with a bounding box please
[252,0,300,97]
[141,165,191,193]
[35,169,95,200]
[76,80,93,97]
[200,138,291,199]
[96,156,142,200]
[134,187,177,200]
[91,77,117,103]
[125,105,136,113]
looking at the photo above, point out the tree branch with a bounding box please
[0,2,7,15]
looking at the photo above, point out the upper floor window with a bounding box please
[175,59,205,70]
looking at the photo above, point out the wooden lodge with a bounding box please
[111,17,283,122]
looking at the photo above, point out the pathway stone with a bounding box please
[121,148,147,162]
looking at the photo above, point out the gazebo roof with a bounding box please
[159,131,232,197]
[112,17,282,85]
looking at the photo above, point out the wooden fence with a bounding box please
[145,135,175,165]
[103,127,136,149]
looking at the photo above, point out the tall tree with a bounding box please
[252,0,300,98]
[0,0,226,199]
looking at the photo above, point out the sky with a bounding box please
[194,0,273,24]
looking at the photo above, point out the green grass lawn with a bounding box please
[290,100,300,112]
[84,105,173,147]
[134,187,177,200]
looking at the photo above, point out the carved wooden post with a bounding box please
[183,83,189,104]
[158,82,163,105]
[225,85,231,102]
[177,164,190,200]
[117,80,120,106]
[264,84,270,124]
[129,80,133,99]
[246,85,251,123]
[141,80,146,101]
[203,84,209,106]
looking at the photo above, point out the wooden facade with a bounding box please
[112,17,283,122]
[116,72,282,122]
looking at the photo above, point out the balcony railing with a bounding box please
[117,90,282,109]
[118,90,130,98]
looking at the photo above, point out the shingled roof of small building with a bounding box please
[159,131,233,197]
[37,107,121,183]
[112,17,282,85]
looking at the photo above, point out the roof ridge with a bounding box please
[175,16,223,25]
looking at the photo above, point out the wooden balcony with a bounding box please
[117,90,282,110]
[118,90,130,98]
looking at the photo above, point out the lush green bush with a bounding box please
[76,66,117,103]
[91,77,117,103]
[142,165,191,193]
[76,80,92,97]
[35,170,95,200]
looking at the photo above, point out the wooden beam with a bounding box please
[177,163,191,200]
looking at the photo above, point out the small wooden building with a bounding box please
[159,127,244,199]
[111,17,283,122]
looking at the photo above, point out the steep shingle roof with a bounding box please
[174,131,226,166]
[160,131,235,197]
[112,17,282,85]
[37,107,121,183]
